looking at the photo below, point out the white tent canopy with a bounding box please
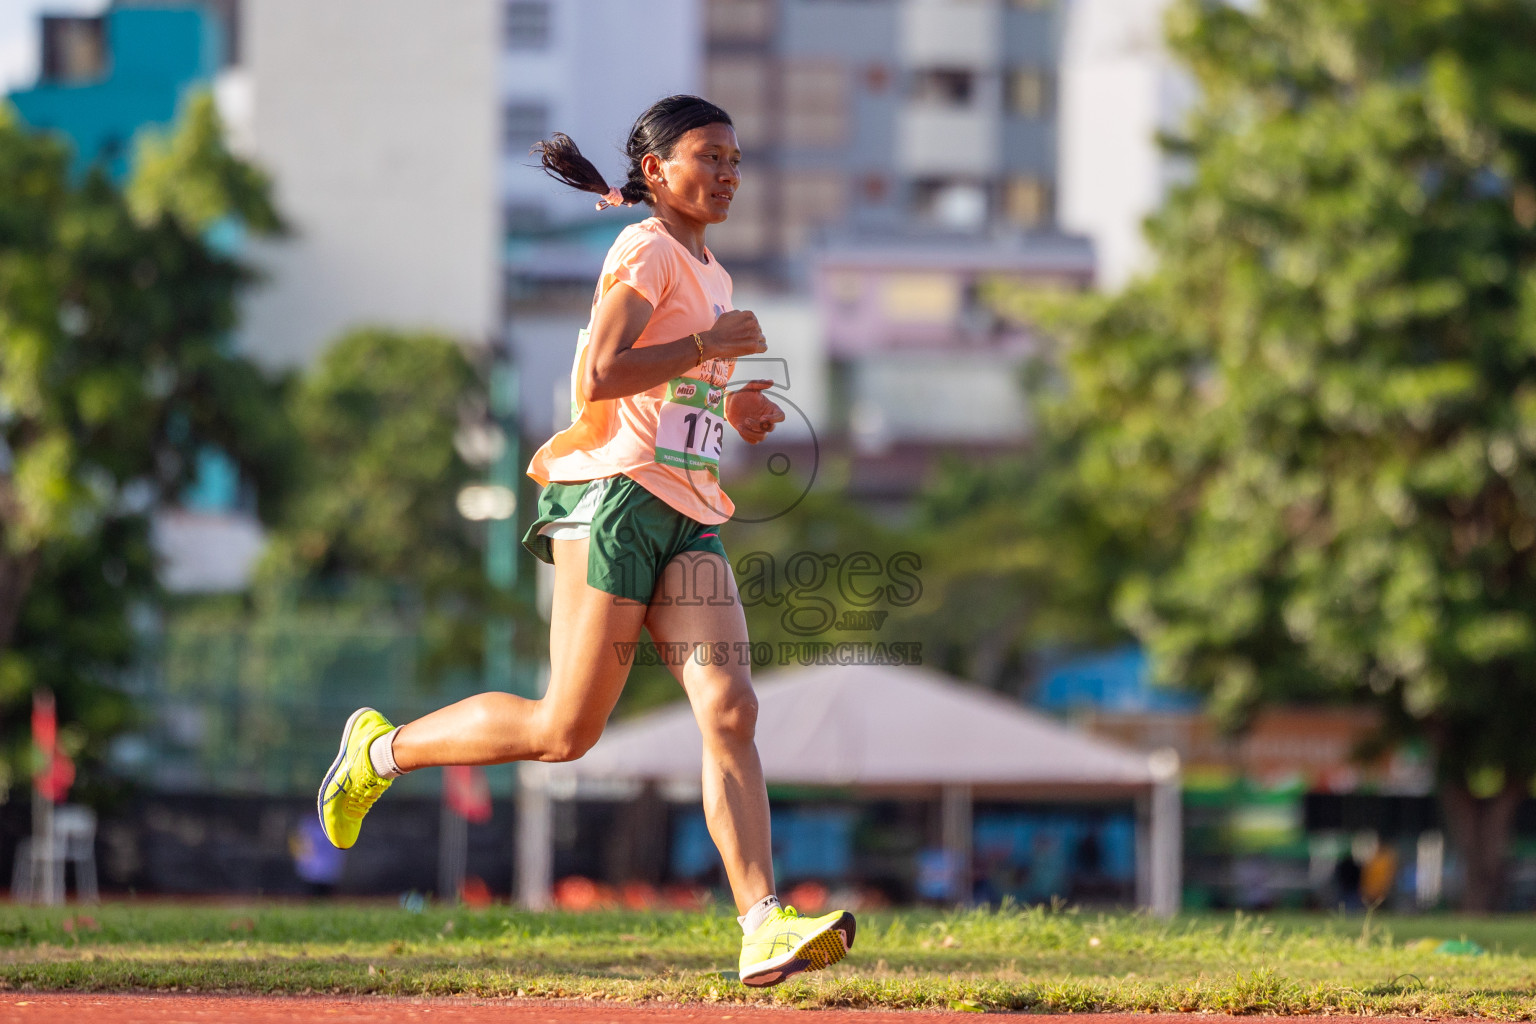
[544,663,1156,789]
[515,663,1180,914]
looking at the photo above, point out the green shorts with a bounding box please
[520,475,729,603]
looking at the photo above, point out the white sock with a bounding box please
[368,728,404,779]
[738,893,781,934]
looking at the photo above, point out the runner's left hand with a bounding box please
[726,380,785,445]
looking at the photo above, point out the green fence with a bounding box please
[114,615,538,798]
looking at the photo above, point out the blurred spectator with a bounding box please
[1362,845,1398,907]
[1074,829,1103,878]
[1234,857,1275,911]
[1333,852,1363,910]
[1070,826,1113,903]
[915,848,961,902]
[1024,832,1070,904]
[290,817,344,896]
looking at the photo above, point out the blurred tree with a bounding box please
[0,95,289,799]
[978,0,1536,910]
[908,440,1142,693]
[257,328,523,685]
[127,93,284,237]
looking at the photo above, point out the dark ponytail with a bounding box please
[532,95,733,208]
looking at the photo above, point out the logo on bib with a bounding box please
[675,382,698,399]
[708,388,724,405]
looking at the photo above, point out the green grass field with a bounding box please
[2,902,1536,1014]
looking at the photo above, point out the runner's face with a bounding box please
[647,124,741,225]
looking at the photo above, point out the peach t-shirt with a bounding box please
[527,218,737,523]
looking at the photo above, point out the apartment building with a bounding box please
[682,0,1085,501]
[7,0,501,588]
[811,229,1092,501]
[498,0,701,238]
[234,0,501,367]
[9,0,501,369]
[702,0,1064,276]
[492,0,702,436]
[7,4,223,180]
[499,0,1065,275]
[1057,0,1195,289]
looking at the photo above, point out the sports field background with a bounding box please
[3,903,1536,1017]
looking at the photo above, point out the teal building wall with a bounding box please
[8,6,222,180]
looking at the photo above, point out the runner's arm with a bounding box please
[583,283,766,402]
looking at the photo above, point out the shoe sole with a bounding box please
[316,706,374,850]
[741,911,856,988]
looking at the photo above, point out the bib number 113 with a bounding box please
[655,377,726,474]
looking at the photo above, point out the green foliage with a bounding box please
[1061,0,1536,752]
[127,91,284,236]
[257,328,519,684]
[0,98,289,801]
[270,328,477,583]
[911,438,1140,690]
[973,0,1536,905]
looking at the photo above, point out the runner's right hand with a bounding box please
[701,310,767,360]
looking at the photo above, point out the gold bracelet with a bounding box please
[692,332,706,365]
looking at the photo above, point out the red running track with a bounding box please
[0,997,1464,1024]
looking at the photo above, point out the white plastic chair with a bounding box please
[10,805,98,904]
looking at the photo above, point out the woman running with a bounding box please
[317,95,854,987]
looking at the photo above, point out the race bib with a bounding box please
[654,377,726,475]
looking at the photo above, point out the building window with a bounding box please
[910,69,974,107]
[913,179,990,231]
[505,1,551,50]
[791,171,845,217]
[1005,177,1050,228]
[706,56,771,148]
[706,0,775,45]
[783,171,846,252]
[881,273,961,324]
[503,101,549,152]
[706,174,771,261]
[1008,70,1051,118]
[40,16,106,84]
[784,63,847,148]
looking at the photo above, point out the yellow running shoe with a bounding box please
[317,707,395,849]
[739,905,855,987]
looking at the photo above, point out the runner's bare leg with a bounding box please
[390,537,647,769]
[644,551,774,914]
